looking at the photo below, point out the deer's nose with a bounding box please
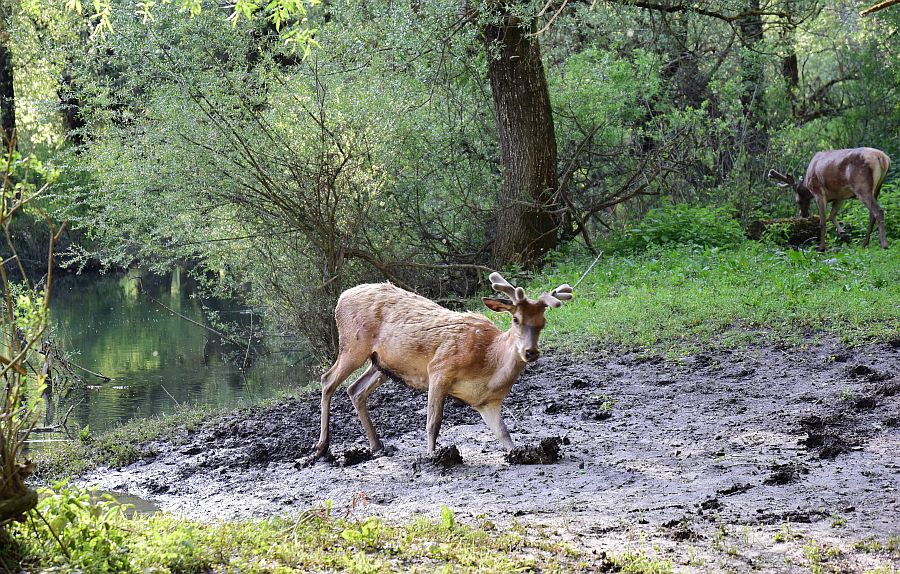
[525,349,540,362]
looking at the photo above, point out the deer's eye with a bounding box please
[512,317,520,324]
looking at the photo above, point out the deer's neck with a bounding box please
[490,330,527,386]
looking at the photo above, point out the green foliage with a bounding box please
[0,148,61,524]
[609,548,673,573]
[440,505,456,531]
[5,485,581,573]
[23,486,132,572]
[610,205,745,253]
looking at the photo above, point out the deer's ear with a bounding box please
[482,297,515,313]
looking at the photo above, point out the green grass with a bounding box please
[31,392,311,482]
[32,404,219,482]
[513,241,900,353]
[3,486,586,573]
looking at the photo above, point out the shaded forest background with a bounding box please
[1,0,898,357]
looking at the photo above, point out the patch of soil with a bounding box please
[79,340,900,573]
[764,462,807,485]
[430,445,463,469]
[504,437,566,465]
[339,447,373,467]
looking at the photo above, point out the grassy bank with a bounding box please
[33,404,222,482]
[3,485,588,573]
[19,238,900,573]
[522,242,900,352]
[35,241,900,481]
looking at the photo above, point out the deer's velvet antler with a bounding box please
[489,272,525,304]
[766,169,796,188]
[538,284,574,308]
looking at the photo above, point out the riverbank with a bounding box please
[20,243,900,572]
[33,338,895,572]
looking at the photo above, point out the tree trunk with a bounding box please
[483,13,559,268]
[780,25,800,119]
[0,488,37,525]
[59,69,85,147]
[0,31,15,145]
[737,1,767,155]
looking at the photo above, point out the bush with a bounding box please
[609,204,745,253]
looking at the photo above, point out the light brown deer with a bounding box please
[768,147,891,251]
[313,272,573,459]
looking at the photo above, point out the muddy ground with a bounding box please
[82,339,900,572]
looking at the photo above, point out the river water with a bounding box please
[41,270,317,437]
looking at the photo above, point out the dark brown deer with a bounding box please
[313,272,573,459]
[768,147,891,251]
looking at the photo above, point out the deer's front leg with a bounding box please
[425,378,450,455]
[477,401,514,450]
[815,194,828,251]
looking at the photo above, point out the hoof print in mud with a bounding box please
[570,378,589,389]
[799,415,856,459]
[246,442,272,466]
[430,445,463,469]
[505,436,567,465]
[339,447,373,467]
[845,364,893,383]
[803,431,852,459]
[764,462,808,485]
[294,450,336,469]
[662,517,701,541]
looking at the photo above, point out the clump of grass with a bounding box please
[853,536,900,556]
[32,390,308,482]
[31,404,218,481]
[519,242,900,353]
[608,547,673,573]
[802,539,842,574]
[4,485,584,573]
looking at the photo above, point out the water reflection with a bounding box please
[48,270,314,434]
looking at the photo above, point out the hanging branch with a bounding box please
[860,0,898,16]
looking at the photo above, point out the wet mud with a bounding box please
[81,339,900,572]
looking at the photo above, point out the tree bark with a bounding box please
[483,13,559,268]
[737,0,768,155]
[0,488,37,525]
[0,29,15,145]
[59,69,85,147]
[781,26,799,118]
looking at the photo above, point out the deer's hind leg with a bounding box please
[857,187,887,249]
[316,349,369,459]
[828,199,848,240]
[347,365,388,452]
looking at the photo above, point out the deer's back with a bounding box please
[807,148,890,199]
[334,284,500,385]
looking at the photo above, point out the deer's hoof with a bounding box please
[374,444,396,458]
[296,447,334,468]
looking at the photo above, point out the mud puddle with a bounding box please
[80,339,900,572]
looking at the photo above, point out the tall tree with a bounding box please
[482,9,560,268]
[737,0,767,155]
[0,19,15,144]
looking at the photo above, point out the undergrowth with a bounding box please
[3,485,585,573]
